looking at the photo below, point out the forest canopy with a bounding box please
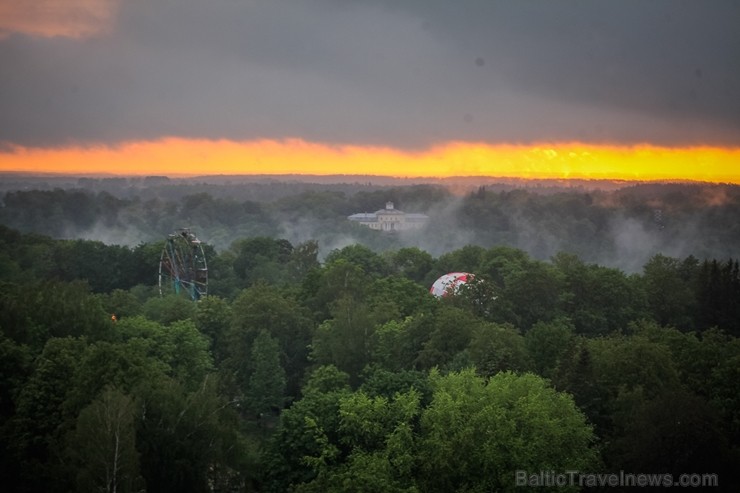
[0,179,738,491]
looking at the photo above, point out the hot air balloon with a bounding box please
[430,272,474,297]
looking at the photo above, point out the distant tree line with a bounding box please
[1,183,739,270]
[0,225,738,491]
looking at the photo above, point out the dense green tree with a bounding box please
[0,335,34,487]
[231,237,293,286]
[193,295,232,362]
[366,275,435,320]
[227,284,312,399]
[141,294,197,325]
[607,387,731,479]
[113,317,213,390]
[642,254,697,330]
[587,335,681,402]
[499,259,566,329]
[261,366,352,492]
[297,390,421,493]
[205,249,241,299]
[388,247,434,283]
[0,280,109,351]
[525,319,575,379]
[8,337,88,492]
[434,245,486,277]
[467,322,532,376]
[553,252,647,335]
[136,375,244,493]
[64,339,167,416]
[695,258,740,335]
[418,370,598,493]
[303,259,370,320]
[66,387,143,493]
[633,321,740,445]
[311,296,379,384]
[325,244,390,278]
[0,334,32,421]
[97,289,142,320]
[287,240,321,282]
[244,330,286,418]
[370,319,416,372]
[414,305,482,370]
[359,366,432,405]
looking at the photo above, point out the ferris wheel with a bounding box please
[158,228,208,301]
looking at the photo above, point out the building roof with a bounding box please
[348,202,429,224]
[348,212,377,221]
[406,213,429,221]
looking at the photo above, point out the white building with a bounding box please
[348,202,429,231]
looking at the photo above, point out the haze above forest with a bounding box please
[1,174,738,273]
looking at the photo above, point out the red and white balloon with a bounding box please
[429,272,474,297]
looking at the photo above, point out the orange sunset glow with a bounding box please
[1,139,739,183]
[0,0,118,39]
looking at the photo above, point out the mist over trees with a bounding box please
[0,177,738,491]
[1,177,739,272]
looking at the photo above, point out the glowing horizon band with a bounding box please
[1,138,739,183]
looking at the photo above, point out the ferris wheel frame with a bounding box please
[158,228,208,301]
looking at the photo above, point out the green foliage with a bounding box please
[3,209,740,492]
[0,280,109,351]
[359,366,432,404]
[227,283,313,398]
[9,337,88,492]
[261,366,352,491]
[366,276,435,320]
[389,247,434,283]
[244,330,286,417]
[608,387,729,477]
[642,254,697,330]
[193,295,232,362]
[300,390,421,493]
[553,252,648,334]
[435,245,487,276]
[97,288,142,320]
[325,244,390,277]
[414,305,482,370]
[525,319,575,378]
[288,240,321,282]
[141,294,197,325]
[114,316,213,389]
[136,375,244,493]
[310,296,378,384]
[0,334,33,420]
[418,370,598,493]
[304,259,370,320]
[66,387,143,493]
[498,259,566,329]
[695,258,740,336]
[467,322,532,376]
[370,319,417,372]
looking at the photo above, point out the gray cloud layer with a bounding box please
[1,0,739,148]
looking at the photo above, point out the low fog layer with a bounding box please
[1,176,738,273]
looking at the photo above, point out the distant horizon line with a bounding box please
[2,170,736,187]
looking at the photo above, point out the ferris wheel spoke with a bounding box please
[158,228,208,301]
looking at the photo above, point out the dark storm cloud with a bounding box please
[1,0,738,148]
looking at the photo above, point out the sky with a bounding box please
[1,0,739,181]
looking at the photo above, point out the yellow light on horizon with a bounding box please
[1,138,739,184]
